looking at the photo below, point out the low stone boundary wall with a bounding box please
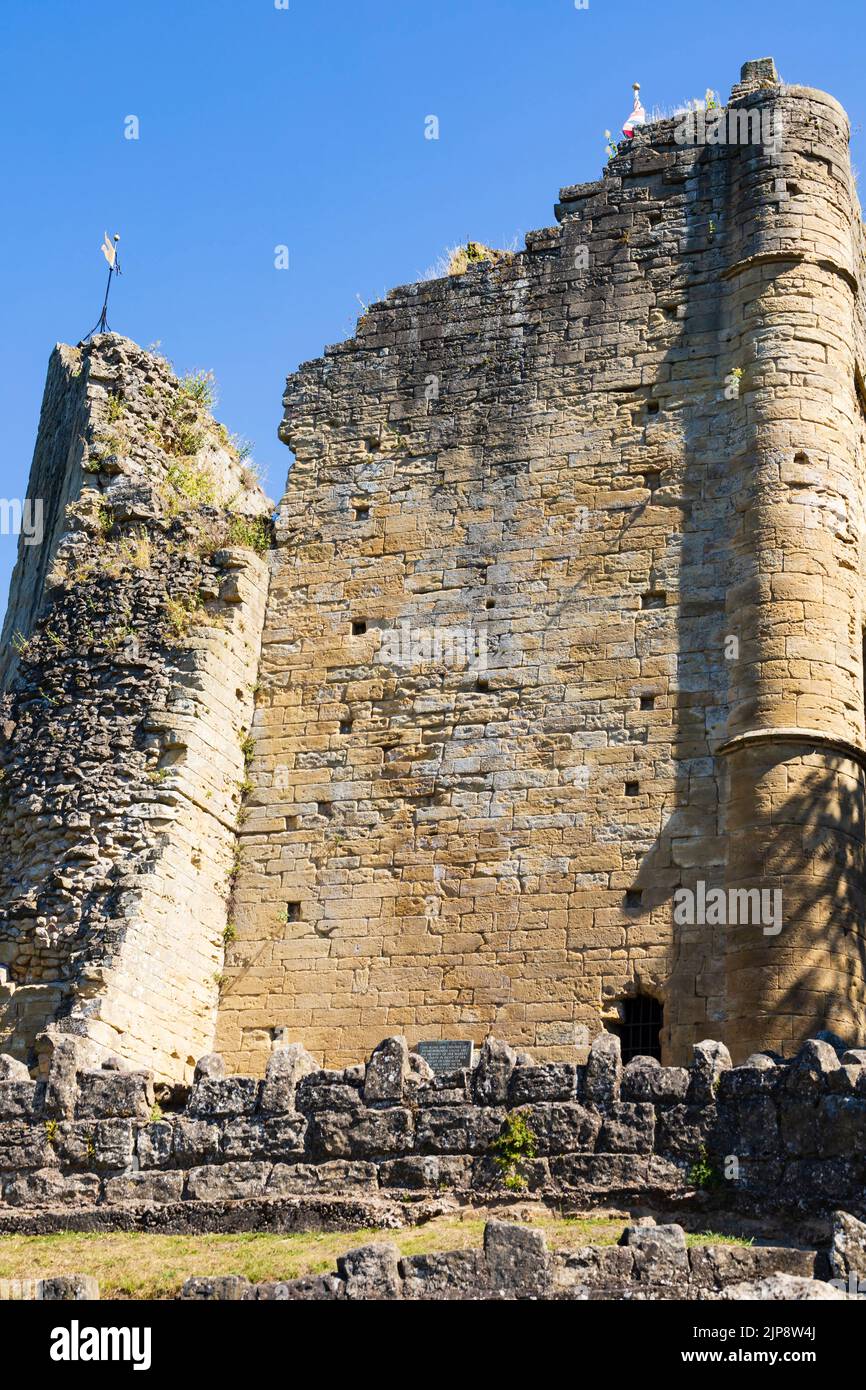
[179,1220,823,1301]
[2,1032,866,1225]
[0,1275,98,1300]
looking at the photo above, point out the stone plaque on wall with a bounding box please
[416,1040,475,1075]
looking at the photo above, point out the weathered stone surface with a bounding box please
[517,1102,600,1155]
[0,1122,55,1173]
[295,1074,362,1115]
[181,1275,251,1301]
[599,1103,654,1154]
[378,1155,472,1190]
[689,1243,817,1292]
[484,1220,549,1296]
[0,1057,31,1083]
[0,1082,40,1120]
[817,1096,866,1158]
[363,1036,410,1104]
[259,1044,316,1113]
[266,1160,379,1196]
[415,1105,504,1155]
[307,1106,414,1159]
[688,1040,732,1104]
[76,1071,153,1121]
[401,1250,486,1299]
[137,1121,174,1169]
[830,1210,866,1285]
[720,1274,851,1301]
[103,1170,185,1204]
[39,1276,100,1301]
[586,1033,621,1105]
[59,1120,134,1172]
[473,1038,516,1106]
[472,1156,550,1193]
[509,1064,577,1106]
[41,1036,83,1119]
[221,1116,307,1161]
[0,333,270,1084]
[194,1055,226,1083]
[621,1059,689,1104]
[171,1119,222,1167]
[338,1243,402,1300]
[186,1161,271,1201]
[187,1078,258,1118]
[254,1275,344,1301]
[2,1168,101,1207]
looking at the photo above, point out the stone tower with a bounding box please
[2,60,865,1078]
[216,58,866,1071]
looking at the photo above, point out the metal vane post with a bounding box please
[83,232,122,340]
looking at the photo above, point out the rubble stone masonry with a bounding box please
[1,1034,865,1233]
[0,337,270,1078]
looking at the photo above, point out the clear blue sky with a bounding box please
[1,0,863,616]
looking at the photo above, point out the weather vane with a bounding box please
[83,232,122,340]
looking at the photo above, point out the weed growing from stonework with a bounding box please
[239,730,256,765]
[226,846,243,889]
[149,1103,164,1124]
[106,395,126,423]
[100,530,151,581]
[421,240,513,282]
[120,530,151,571]
[223,922,237,945]
[164,593,203,639]
[446,241,511,276]
[231,435,254,465]
[103,625,135,656]
[44,1120,59,1147]
[165,460,216,512]
[490,1111,538,1191]
[689,1144,722,1191]
[96,502,113,541]
[226,514,270,554]
[178,423,206,456]
[11,631,31,658]
[178,370,217,411]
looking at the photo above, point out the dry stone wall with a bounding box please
[2,1033,866,1229]
[221,60,866,1072]
[0,336,271,1080]
[178,1220,824,1301]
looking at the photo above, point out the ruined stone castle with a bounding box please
[2,59,865,1082]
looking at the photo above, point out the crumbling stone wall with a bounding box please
[0,336,271,1079]
[4,58,866,1082]
[220,59,866,1071]
[178,1220,823,1301]
[1,1032,865,1228]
